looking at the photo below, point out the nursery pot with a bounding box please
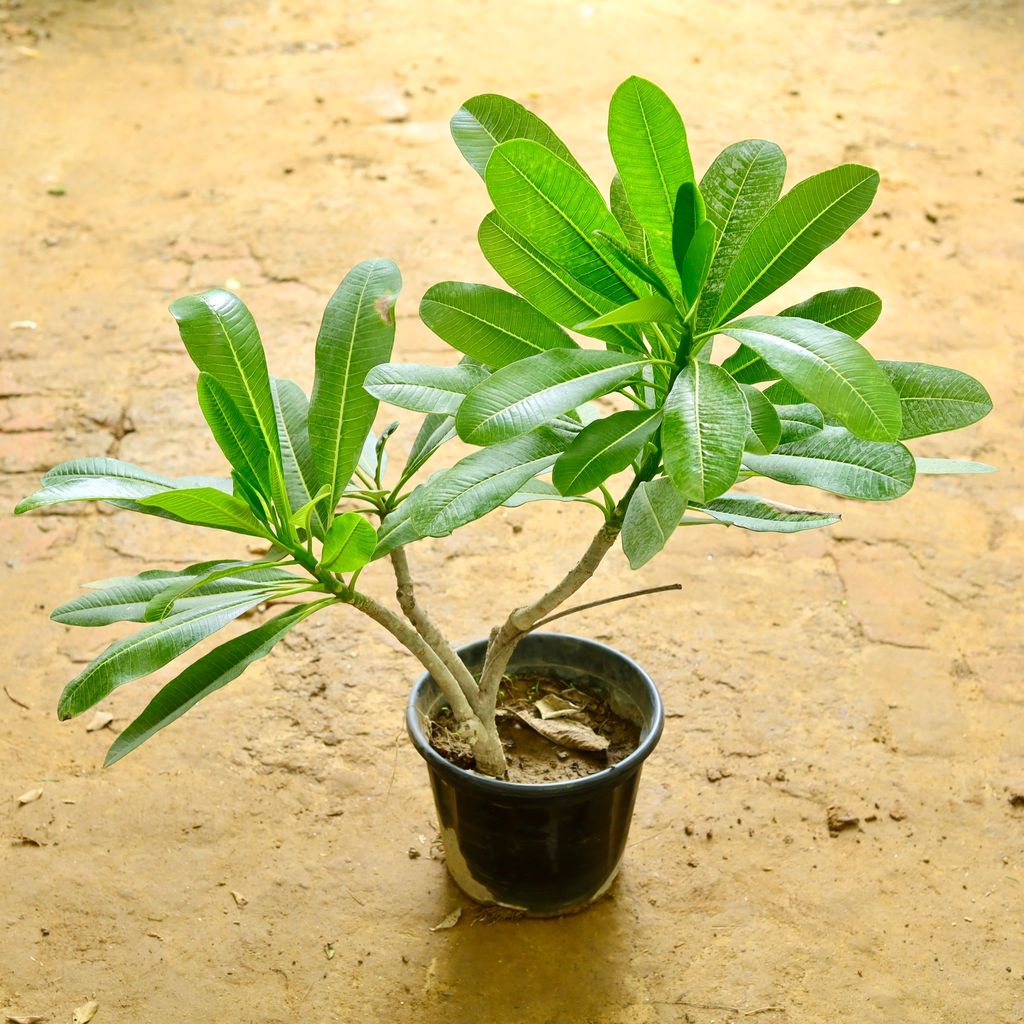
[407,632,664,916]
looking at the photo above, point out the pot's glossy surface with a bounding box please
[407,633,664,916]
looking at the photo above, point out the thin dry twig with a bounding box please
[4,686,30,710]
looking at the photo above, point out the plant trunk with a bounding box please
[466,710,508,778]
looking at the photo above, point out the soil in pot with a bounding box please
[429,671,641,783]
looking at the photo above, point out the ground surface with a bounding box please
[1,1,1022,1021]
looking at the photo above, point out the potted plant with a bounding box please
[16,77,992,916]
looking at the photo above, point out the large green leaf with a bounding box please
[620,477,687,569]
[196,372,271,493]
[104,603,316,767]
[52,563,301,627]
[713,164,879,325]
[718,315,901,441]
[321,512,377,572]
[404,414,457,480]
[696,140,787,333]
[137,487,268,536]
[485,140,635,304]
[776,402,825,441]
[681,219,716,309]
[915,457,996,475]
[739,384,782,455]
[420,282,576,368]
[879,361,992,440]
[271,377,325,539]
[57,590,276,719]
[15,458,175,513]
[552,410,661,496]
[410,431,566,537]
[671,182,705,277]
[662,361,749,502]
[308,259,402,510]
[502,478,577,508]
[610,173,650,260]
[693,493,840,533]
[451,93,585,178]
[607,77,694,281]
[576,294,680,330]
[723,287,883,383]
[592,230,675,303]
[478,211,641,352]
[455,349,647,445]
[364,362,489,415]
[169,290,281,467]
[742,426,915,500]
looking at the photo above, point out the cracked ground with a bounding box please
[1,2,1022,1022]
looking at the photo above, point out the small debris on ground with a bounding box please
[85,711,114,733]
[230,890,248,908]
[429,907,462,932]
[17,788,43,806]
[706,766,731,783]
[72,1003,98,1024]
[889,803,908,821]
[407,847,421,859]
[6,1014,47,1023]
[827,806,859,835]
[324,942,335,960]
[1008,789,1024,808]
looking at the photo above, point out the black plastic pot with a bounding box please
[407,632,664,916]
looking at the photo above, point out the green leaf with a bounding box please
[914,457,996,475]
[696,139,787,333]
[693,493,840,533]
[52,563,301,627]
[478,211,641,352]
[722,287,883,384]
[290,483,332,529]
[364,362,489,415]
[272,378,325,538]
[718,315,901,441]
[621,477,687,569]
[739,384,782,455]
[662,361,749,503]
[714,164,880,325]
[610,173,650,259]
[762,379,807,406]
[553,410,662,496]
[308,259,402,510]
[404,414,457,479]
[671,182,706,277]
[502,478,577,508]
[104,603,315,767]
[776,402,825,441]
[57,590,274,720]
[576,294,680,330]
[321,512,377,572]
[742,426,915,500]
[592,230,675,303]
[879,361,992,440]
[15,458,174,514]
[410,430,566,538]
[373,490,424,559]
[137,487,267,536]
[485,140,635,304]
[608,77,695,281]
[419,281,577,369]
[196,372,271,493]
[169,289,282,467]
[681,219,716,308]
[451,93,586,178]
[455,349,647,446]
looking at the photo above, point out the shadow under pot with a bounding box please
[406,632,664,917]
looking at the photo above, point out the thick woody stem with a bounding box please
[389,548,480,705]
[348,590,476,724]
[476,524,621,718]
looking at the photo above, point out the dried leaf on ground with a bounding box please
[17,788,43,806]
[72,1002,98,1024]
[429,907,462,932]
[6,1014,47,1023]
[534,694,581,720]
[515,711,609,753]
[85,712,114,733]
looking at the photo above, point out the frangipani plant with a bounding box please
[17,77,992,780]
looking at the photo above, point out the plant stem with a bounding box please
[529,583,682,631]
[389,548,479,703]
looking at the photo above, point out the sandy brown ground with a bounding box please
[1,1,1022,1021]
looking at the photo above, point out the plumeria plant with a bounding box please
[17,78,992,779]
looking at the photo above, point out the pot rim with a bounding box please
[406,631,664,798]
